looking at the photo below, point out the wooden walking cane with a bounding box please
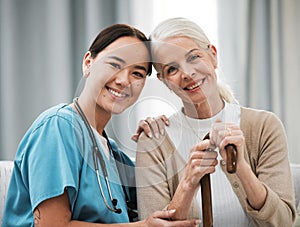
[200,172,213,227]
[201,133,237,227]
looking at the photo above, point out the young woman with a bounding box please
[134,18,296,226]
[2,24,199,227]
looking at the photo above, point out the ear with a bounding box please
[156,73,162,81]
[209,45,218,68]
[82,51,92,78]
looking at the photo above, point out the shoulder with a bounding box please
[240,106,287,158]
[240,106,286,141]
[136,132,181,170]
[15,104,85,160]
[29,104,82,134]
[240,106,283,130]
[137,132,174,154]
[241,106,274,118]
[37,103,78,123]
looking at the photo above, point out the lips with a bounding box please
[106,87,129,98]
[184,78,205,91]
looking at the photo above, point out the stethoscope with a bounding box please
[73,98,122,214]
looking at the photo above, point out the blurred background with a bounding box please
[0,0,299,164]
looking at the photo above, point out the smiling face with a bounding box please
[84,36,150,115]
[152,36,219,105]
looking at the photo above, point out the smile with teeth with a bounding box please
[107,87,128,98]
[184,78,205,90]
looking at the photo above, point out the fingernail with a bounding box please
[148,132,153,138]
[194,219,201,227]
[161,129,165,135]
[169,209,176,213]
[155,133,160,139]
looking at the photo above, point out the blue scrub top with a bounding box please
[2,104,135,226]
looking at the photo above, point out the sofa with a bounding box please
[0,161,299,225]
[0,161,13,224]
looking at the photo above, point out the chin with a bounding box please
[109,99,137,115]
[110,108,124,115]
[110,105,130,115]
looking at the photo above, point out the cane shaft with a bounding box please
[200,174,213,227]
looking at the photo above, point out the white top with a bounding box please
[166,102,251,226]
[92,127,110,158]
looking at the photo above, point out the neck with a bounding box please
[72,96,111,134]
[183,95,224,119]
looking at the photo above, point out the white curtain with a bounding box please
[1,0,299,165]
[217,0,300,163]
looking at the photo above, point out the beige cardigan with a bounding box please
[136,107,296,226]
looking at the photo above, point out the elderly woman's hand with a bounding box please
[183,139,218,189]
[209,120,246,171]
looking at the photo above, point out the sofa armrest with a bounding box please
[0,161,14,223]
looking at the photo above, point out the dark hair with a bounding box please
[88,24,152,76]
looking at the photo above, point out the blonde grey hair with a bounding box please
[150,17,210,50]
[150,17,237,104]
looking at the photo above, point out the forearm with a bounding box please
[234,109,295,225]
[68,221,145,227]
[236,160,267,210]
[168,179,199,220]
[34,191,145,227]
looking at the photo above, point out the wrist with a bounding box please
[135,220,147,227]
[181,177,199,193]
[236,160,251,178]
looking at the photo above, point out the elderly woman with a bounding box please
[135,17,296,226]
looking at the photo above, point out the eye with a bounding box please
[109,62,121,69]
[187,54,200,63]
[166,65,178,76]
[132,71,146,78]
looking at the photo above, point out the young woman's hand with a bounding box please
[143,209,200,227]
[131,115,169,142]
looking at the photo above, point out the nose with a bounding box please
[181,65,196,80]
[115,70,131,86]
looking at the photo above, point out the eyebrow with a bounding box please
[108,55,147,72]
[107,56,126,64]
[185,48,200,57]
[134,65,147,72]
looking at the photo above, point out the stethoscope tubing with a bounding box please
[73,98,122,214]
